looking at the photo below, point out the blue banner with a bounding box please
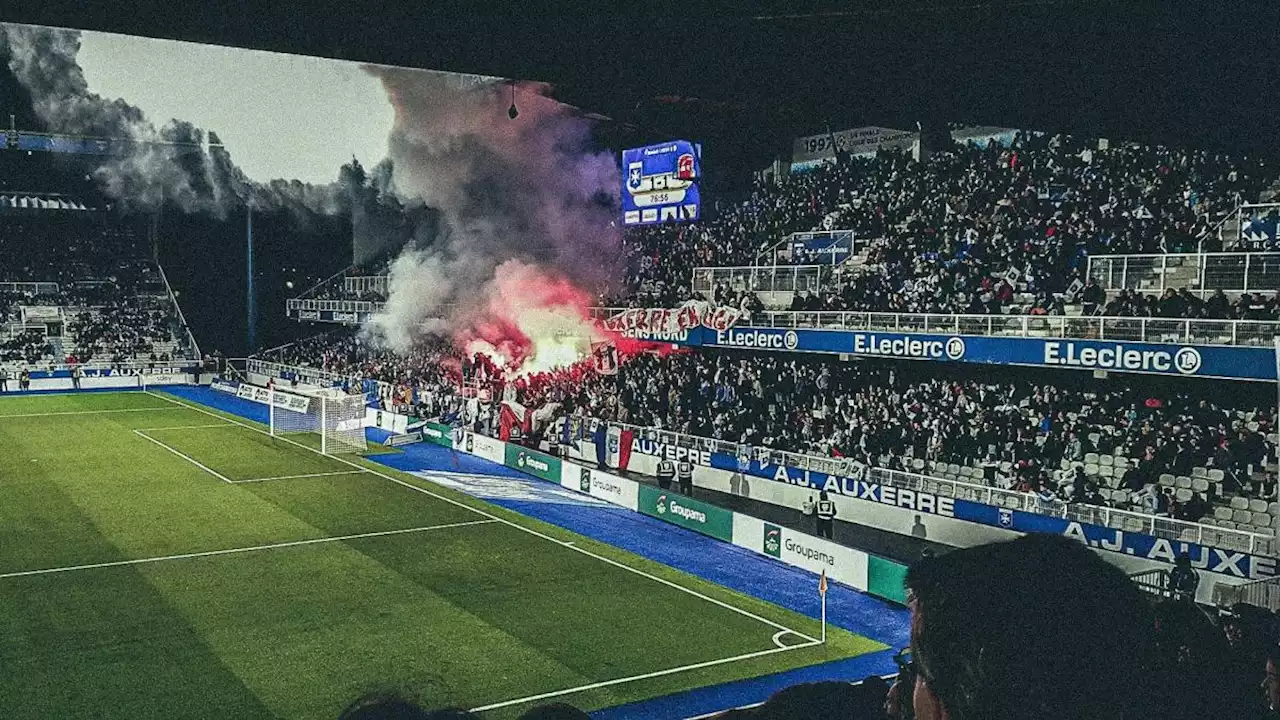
[621,140,701,226]
[26,365,198,379]
[1241,213,1279,248]
[16,133,118,155]
[697,446,1274,579]
[672,326,1273,381]
[789,235,852,265]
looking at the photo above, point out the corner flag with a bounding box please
[818,568,828,643]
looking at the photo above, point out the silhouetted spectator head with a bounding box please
[905,534,1160,720]
[517,703,590,720]
[1266,646,1280,714]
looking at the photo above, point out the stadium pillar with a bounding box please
[247,207,256,353]
[1273,337,1280,546]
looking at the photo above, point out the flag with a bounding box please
[594,422,608,467]
[606,425,634,471]
[819,569,828,597]
[591,341,619,375]
[498,400,529,441]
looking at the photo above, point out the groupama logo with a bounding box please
[764,524,782,558]
[655,494,708,523]
[516,452,550,474]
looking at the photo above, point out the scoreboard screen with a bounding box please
[621,140,701,226]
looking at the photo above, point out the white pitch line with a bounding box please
[0,519,497,580]
[469,639,823,713]
[134,423,234,432]
[143,391,822,644]
[133,429,233,484]
[231,469,369,484]
[0,406,188,419]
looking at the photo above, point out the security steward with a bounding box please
[816,491,837,539]
[677,458,695,496]
[656,456,676,490]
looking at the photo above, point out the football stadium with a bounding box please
[2,5,1280,719]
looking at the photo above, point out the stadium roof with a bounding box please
[10,0,1279,170]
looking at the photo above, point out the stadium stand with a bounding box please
[0,199,198,365]
[255,330,1278,532]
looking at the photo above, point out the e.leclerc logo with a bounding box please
[1043,342,1202,375]
[764,524,782,558]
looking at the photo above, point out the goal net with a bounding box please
[268,387,368,455]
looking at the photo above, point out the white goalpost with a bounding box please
[268,386,368,455]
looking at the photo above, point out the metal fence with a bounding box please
[343,275,388,297]
[1214,574,1280,611]
[286,298,384,315]
[1088,252,1280,295]
[597,419,1273,556]
[0,281,59,294]
[589,307,1280,348]
[245,358,354,388]
[691,265,827,296]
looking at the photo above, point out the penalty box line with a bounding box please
[143,392,823,642]
[0,520,498,580]
[133,428,234,484]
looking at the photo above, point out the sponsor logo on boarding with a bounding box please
[664,496,707,523]
[423,426,443,440]
[715,328,790,349]
[1042,342,1202,375]
[516,451,551,474]
[298,310,320,320]
[333,311,359,323]
[764,523,782,558]
[785,536,836,567]
[852,333,963,360]
[465,433,475,453]
[579,467,592,492]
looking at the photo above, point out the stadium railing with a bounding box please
[1088,251,1280,296]
[157,263,200,360]
[286,298,384,315]
[691,265,828,296]
[0,281,59,294]
[589,306,1280,348]
[597,419,1274,556]
[1129,568,1173,599]
[1214,573,1280,611]
[245,358,356,389]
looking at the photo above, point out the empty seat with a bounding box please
[1255,513,1273,527]
[1175,476,1193,490]
[1207,468,1225,482]
[1099,488,1113,501]
[1085,463,1099,476]
[1250,499,1269,513]
[1159,474,1176,488]
[1270,502,1280,517]
[1215,506,1235,521]
[1191,467,1208,479]
[1234,509,1253,524]
[1099,465,1114,478]
[1099,455,1113,467]
[1231,496,1250,511]
[1191,478,1209,493]
[1175,488,1193,503]
[1085,452,1100,465]
[911,458,925,471]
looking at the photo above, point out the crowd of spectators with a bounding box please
[0,211,195,365]
[263,329,1277,519]
[611,130,1276,313]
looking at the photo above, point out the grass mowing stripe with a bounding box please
[133,429,233,483]
[0,519,498,579]
[144,390,820,643]
[469,640,822,713]
[0,406,189,418]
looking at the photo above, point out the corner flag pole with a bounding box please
[819,568,828,644]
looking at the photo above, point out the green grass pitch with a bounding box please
[0,391,885,719]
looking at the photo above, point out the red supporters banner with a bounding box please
[591,341,619,375]
[603,301,743,336]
